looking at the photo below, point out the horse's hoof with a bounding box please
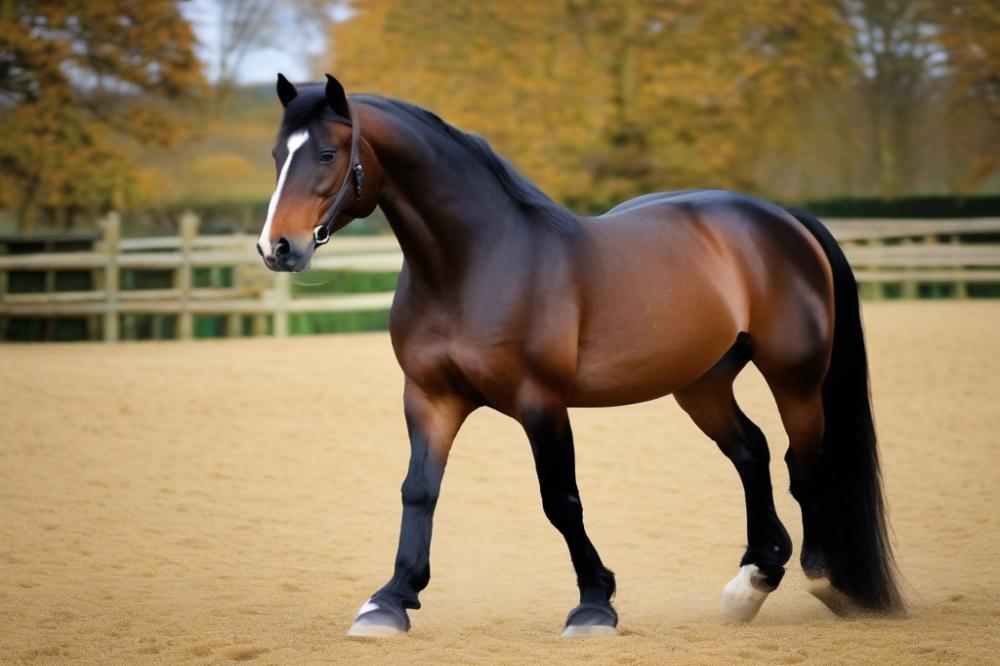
[720,564,771,623]
[562,602,618,638]
[561,624,617,638]
[346,599,409,638]
[347,621,404,638]
[807,576,861,617]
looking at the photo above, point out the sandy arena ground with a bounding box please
[1,301,999,665]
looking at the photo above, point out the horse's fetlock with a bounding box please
[579,567,617,603]
[400,477,437,506]
[756,563,786,590]
[595,567,617,598]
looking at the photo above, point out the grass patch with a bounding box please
[290,270,398,296]
[290,309,390,335]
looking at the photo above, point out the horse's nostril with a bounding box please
[256,242,264,258]
[274,237,290,256]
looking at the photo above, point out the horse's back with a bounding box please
[602,188,787,220]
[600,188,717,216]
[586,189,832,312]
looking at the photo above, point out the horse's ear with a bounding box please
[276,73,298,108]
[325,74,350,119]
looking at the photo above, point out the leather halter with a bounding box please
[312,99,364,246]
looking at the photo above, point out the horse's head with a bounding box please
[257,73,380,271]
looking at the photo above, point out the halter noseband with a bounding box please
[312,99,364,246]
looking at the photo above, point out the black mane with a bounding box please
[280,86,576,231]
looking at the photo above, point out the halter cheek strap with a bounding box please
[313,99,364,246]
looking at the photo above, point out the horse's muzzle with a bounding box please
[259,237,311,272]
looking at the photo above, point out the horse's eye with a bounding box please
[319,151,336,164]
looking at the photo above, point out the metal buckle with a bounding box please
[353,163,364,199]
[313,224,331,246]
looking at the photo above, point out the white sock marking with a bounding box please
[720,564,771,623]
[258,129,309,255]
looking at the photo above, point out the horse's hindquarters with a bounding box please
[569,194,835,408]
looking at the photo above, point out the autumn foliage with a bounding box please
[0,1,997,229]
[0,0,204,231]
[330,0,999,210]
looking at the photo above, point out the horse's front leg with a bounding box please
[519,389,618,637]
[348,383,471,637]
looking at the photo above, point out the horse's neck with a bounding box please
[365,106,529,286]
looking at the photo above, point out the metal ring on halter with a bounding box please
[313,224,331,245]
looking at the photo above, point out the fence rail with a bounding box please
[2,213,999,341]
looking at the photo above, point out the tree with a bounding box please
[214,0,276,110]
[932,0,1000,192]
[792,0,1000,199]
[203,0,340,113]
[0,0,204,231]
[838,0,943,199]
[328,0,849,210]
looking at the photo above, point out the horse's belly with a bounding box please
[568,256,745,407]
[569,323,736,407]
[565,211,758,407]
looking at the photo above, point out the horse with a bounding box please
[256,73,903,637]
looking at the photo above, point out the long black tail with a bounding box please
[784,207,904,613]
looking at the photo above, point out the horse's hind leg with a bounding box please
[768,389,848,610]
[756,338,866,614]
[674,340,792,623]
[766,375,861,614]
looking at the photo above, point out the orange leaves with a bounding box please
[326,0,851,210]
[0,0,205,229]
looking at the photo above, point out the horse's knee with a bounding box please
[540,489,583,529]
[400,474,439,507]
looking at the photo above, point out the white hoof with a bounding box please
[807,576,858,616]
[720,564,771,623]
[347,621,404,638]
[346,599,407,638]
[561,624,617,638]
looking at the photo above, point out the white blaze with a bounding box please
[258,129,309,255]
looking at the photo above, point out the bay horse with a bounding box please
[257,73,903,637]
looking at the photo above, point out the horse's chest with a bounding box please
[390,273,579,410]
[393,323,526,409]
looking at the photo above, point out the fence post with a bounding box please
[177,211,198,340]
[867,239,884,301]
[227,264,242,337]
[900,238,918,299]
[273,272,289,337]
[102,211,121,342]
[225,312,242,338]
[951,235,968,299]
[0,255,7,341]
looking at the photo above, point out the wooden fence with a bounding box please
[0,213,401,341]
[825,218,1000,299]
[1,213,999,341]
